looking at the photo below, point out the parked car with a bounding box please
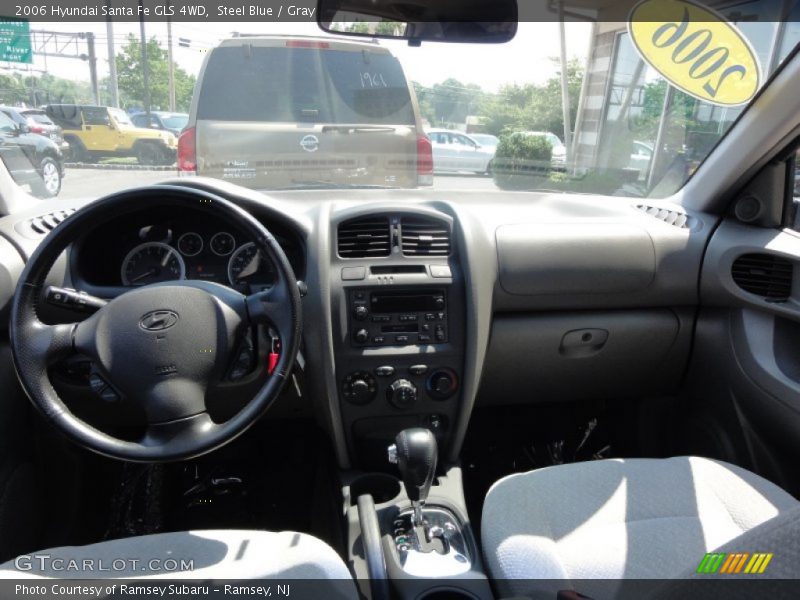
[0,106,70,156]
[181,36,431,188]
[0,110,64,197]
[45,104,177,165]
[629,140,654,179]
[131,111,189,136]
[426,128,494,174]
[468,133,500,155]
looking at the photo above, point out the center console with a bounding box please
[332,210,465,469]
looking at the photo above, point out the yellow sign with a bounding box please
[628,0,761,106]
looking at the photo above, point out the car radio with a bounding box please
[349,289,447,347]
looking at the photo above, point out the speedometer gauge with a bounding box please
[121,242,186,286]
[228,242,276,288]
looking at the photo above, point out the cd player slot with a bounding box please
[381,324,420,333]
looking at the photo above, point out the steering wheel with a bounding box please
[9,186,302,462]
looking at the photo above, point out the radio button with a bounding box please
[372,336,386,344]
[375,366,395,377]
[354,329,369,344]
[409,364,428,375]
[424,313,436,321]
[353,305,368,321]
[395,335,409,343]
[371,315,390,322]
[419,334,432,343]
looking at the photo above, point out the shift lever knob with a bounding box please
[388,428,438,505]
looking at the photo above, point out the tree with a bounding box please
[115,34,195,112]
[478,57,584,140]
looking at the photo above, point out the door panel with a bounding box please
[694,219,800,492]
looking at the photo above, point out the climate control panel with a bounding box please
[341,365,458,408]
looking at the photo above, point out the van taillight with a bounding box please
[417,135,433,186]
[178,126,196,173]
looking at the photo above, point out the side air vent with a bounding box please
[731,253,794,301]
[635,204,695,229]
[18,208,76,237]
[401,216,451,256]
[337,216,391,258]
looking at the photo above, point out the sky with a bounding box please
[4,20,593,93]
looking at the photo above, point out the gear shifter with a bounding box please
[388,428,437,527]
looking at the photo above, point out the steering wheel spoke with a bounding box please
[245,284,296,338]
[28,321,77,365]
[141,412,219,450]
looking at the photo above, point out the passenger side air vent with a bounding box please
[400,216,451,256]
[337,216,391,258]
[635,204,695,229]
[731,253,794,301]
[18,208,76,237]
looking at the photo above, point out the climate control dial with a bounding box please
[343,371,377,405]
[387,378,418,409]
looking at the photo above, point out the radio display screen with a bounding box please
[370,291,443,313]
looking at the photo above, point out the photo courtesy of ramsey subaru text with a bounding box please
[0,0,800,599]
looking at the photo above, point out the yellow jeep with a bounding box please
[45,104,177,166]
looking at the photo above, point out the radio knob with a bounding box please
[387,379,417,409]
[354,329,369,344]
[353,305,369,321]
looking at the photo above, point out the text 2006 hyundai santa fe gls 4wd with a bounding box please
[0,0,799,599]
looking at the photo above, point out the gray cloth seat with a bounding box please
[481,456,799,598]
[0,529,355,592]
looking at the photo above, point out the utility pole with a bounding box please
[86,32,100,105]
[557,1,572,165]
[139,0,151,116]
[166,1,176,111]
[106,0,119,107]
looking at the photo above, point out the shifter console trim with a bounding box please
[391,507,472,577]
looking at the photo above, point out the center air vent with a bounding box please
[731,253,793,301]
[400,216,451,256]
[337,216,390,258]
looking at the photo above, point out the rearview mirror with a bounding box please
[317,0,517,45]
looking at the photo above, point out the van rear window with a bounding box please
[197,46,415,125]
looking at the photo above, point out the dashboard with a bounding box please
[0,180,713,472]
[71,208,304,294]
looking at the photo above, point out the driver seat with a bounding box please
[0,529,356,589]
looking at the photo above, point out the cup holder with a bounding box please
[349,473,401,505]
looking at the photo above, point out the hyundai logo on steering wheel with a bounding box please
[139,310,179,331]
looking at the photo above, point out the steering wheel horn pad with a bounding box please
[9,185,302,462]
[75,282,246,423]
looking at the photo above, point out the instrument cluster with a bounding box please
[74,211,303,293]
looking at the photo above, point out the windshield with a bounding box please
[161,115,189,130]
[0,10,798,200]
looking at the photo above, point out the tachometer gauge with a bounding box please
[177,232,203,256]
[210,232,235,256]
[121,242,186,286]
[228,242,276,288]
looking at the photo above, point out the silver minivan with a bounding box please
[180,35,432,188]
